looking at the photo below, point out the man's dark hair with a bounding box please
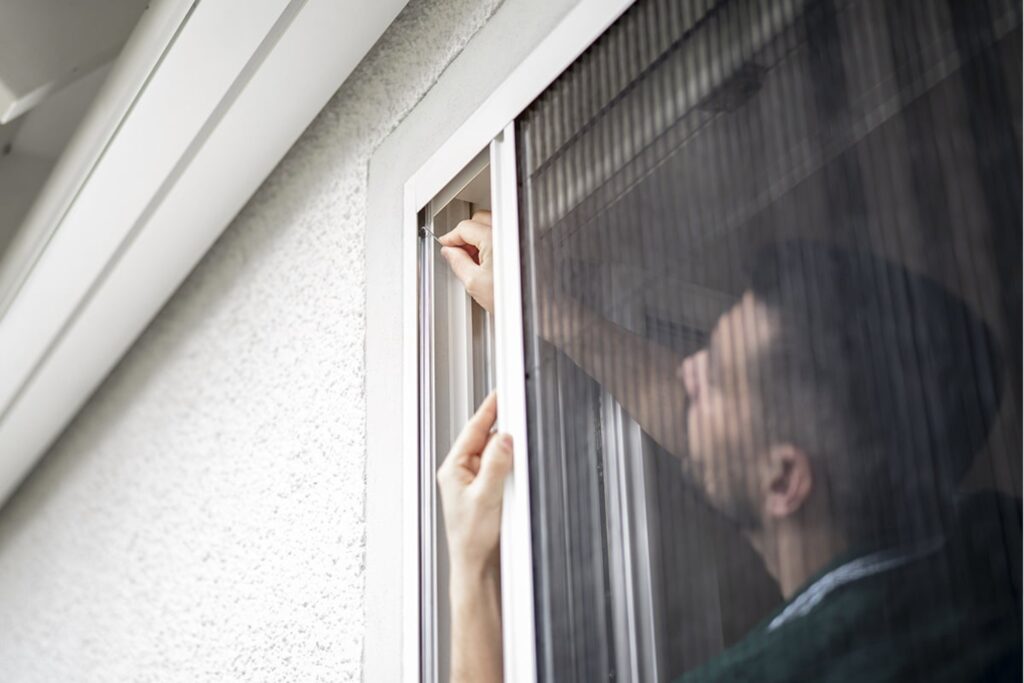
[747,240,1004,547]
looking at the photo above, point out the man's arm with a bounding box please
[441,212,688,458]
[437,393,511,683]
[449,562,503,683]
[540,293,688,457]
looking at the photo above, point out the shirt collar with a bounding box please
[767,537,944,631]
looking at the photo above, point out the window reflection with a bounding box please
[517,0,1021,680]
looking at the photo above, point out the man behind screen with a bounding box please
[436,212,1021,682]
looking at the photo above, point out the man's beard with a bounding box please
[713,480,762,531]
[679,448,762,532]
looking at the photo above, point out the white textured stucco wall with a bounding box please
[0,1,507,680]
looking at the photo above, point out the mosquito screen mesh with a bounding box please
[516,0,1021,680]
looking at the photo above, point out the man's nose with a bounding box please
[679,353,699,400]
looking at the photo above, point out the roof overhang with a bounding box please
[0,0,409,504]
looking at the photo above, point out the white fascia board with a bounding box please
[0,0,409,504]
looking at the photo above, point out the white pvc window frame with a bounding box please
[416,149,494,683]
[400,2,637,681]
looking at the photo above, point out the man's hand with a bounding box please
[438,392,511,683]
[437,391,512,572]
[440,210,494,313]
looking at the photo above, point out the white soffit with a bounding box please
[0,0,149,124]
[0,0,409,504]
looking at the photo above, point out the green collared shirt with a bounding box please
[677,538,1021,682]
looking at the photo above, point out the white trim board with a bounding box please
[0,0,409,505]
[399,2,635,681]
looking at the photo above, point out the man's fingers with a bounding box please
[439,218,491,250]
[441,247,481,289]
[465,391,498,432]
[442,393,497,475]
[471,432,513,504]
[449,392,498,456]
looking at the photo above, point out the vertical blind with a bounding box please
[516,0,1021,680]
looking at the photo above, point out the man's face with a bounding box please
[678,291,778,527]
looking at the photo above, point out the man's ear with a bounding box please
[763,443,812,519]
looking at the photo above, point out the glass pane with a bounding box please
[516,0,1022,680]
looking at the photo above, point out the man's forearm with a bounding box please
[539,295,688,458]
[449,563,502,683]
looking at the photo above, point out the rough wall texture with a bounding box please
[0,0,502,680]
